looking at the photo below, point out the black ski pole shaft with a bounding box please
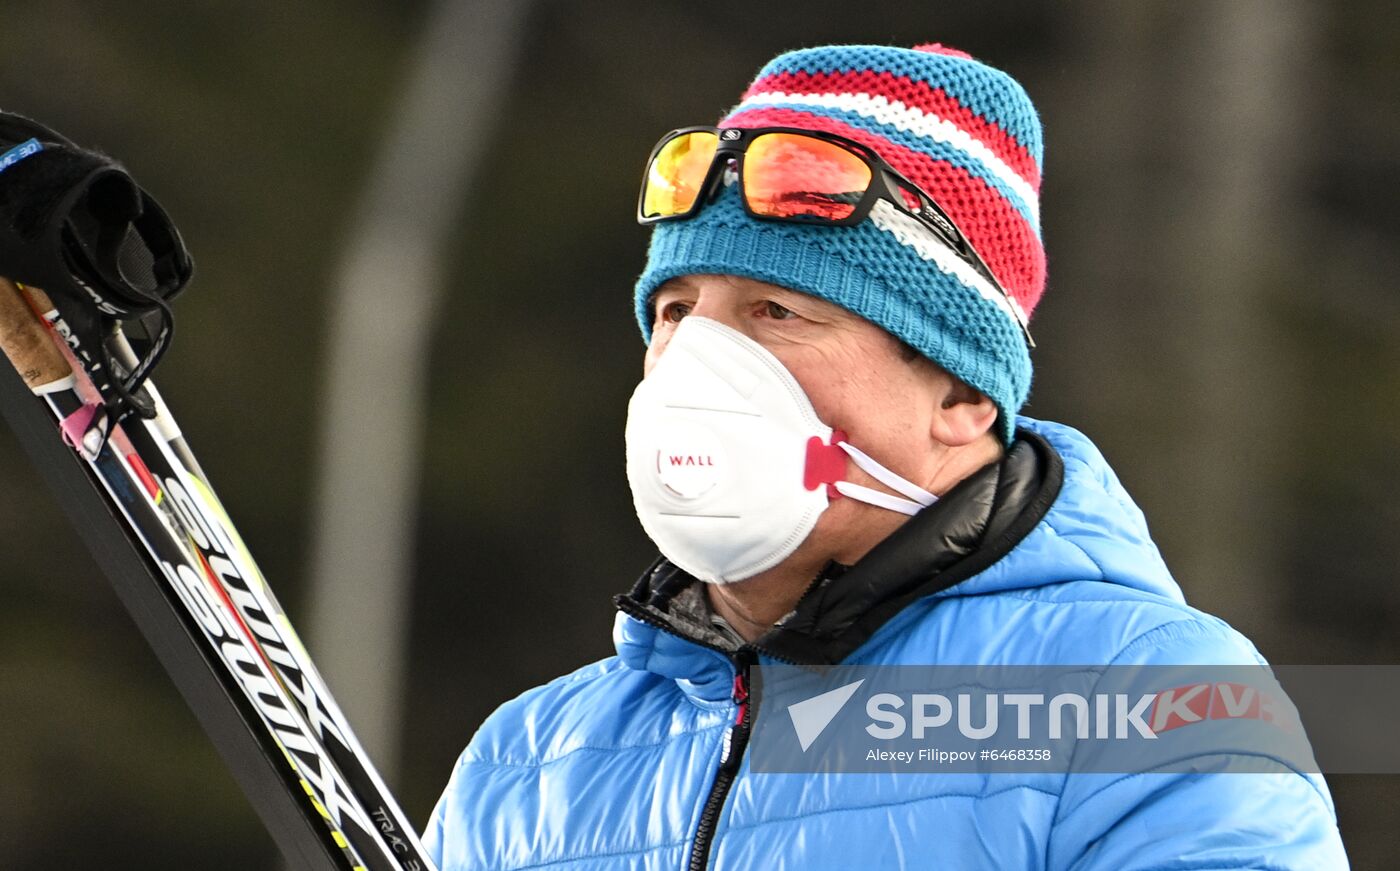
[0,278,374,870]
[103,328,436,869]
[29,279,434,870]
[32,281,410,870]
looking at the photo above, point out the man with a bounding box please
[426,43,1348,869]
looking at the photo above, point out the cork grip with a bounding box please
[0,276,71,392]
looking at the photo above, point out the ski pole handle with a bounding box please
[0,276,71,391]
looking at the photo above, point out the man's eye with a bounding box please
[765,301,795,320]
[660,301,692,323]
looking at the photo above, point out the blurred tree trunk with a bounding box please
[1156,0,1309,651]
[1063,0,1310,653]
[304,0,532,780]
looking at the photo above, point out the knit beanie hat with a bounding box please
[634,44,1045,443]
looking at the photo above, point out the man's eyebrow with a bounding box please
[654,283,696,301]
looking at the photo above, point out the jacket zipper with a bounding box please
[687,648,754,871]
[613,590,793,868]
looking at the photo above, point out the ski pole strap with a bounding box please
[0,112,194,434]
[0,111,192,318]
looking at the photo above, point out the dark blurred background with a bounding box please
[1,1,1396,868]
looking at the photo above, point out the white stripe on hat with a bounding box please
[868,200,1031,332]
[738,90,1040,228]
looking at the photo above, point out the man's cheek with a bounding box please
[811,495,860,540]
[642,338,668,376]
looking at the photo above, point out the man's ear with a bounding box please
[929,376,999,447]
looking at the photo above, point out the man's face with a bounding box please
[643,272,955,566]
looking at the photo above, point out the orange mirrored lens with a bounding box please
[742,133,872,221]
[642,131,719,218]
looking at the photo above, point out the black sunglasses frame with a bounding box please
[637,125,1034,348]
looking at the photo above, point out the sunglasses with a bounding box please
[637,126,1034,348]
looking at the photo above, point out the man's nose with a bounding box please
[645,300,748,376]
[686,296,752,338]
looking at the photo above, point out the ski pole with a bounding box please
[0,277,427,870]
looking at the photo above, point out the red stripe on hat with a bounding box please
[913,43,974,60]
[724,106,1046,314]
[743,69,1040,190]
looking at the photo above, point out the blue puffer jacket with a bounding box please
[425,418,1347,870]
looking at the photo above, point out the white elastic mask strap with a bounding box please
[832,481,926,516]
[833,442,938,516]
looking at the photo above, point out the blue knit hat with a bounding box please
[634,44,1045,443]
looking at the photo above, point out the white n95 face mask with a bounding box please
[624,316,938,584]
